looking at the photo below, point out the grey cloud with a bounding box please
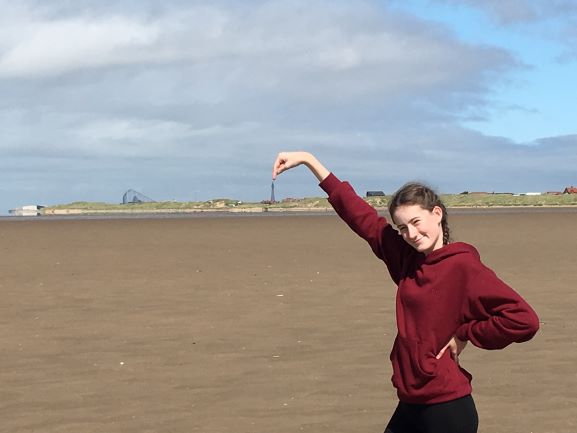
[433,0,577,57]
[328,127,577,194]
[0,0,517,162]
[434,0,577,24]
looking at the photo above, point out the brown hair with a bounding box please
[388,182,450,245]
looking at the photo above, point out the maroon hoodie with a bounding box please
[320,173,539,404]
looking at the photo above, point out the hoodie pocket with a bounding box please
[390,337,438,391]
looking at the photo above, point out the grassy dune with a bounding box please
[42,193,577,214]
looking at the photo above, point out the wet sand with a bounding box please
[0,211,575,433]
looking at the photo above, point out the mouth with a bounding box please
[413,238,430,249]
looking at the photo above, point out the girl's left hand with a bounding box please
[436,336,468,364]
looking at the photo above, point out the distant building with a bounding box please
[122,189,155,204]
[563,186,577,194]
[366,191,385,197]
[9,205,45,216]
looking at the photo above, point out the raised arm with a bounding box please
[272,151,412,283]
[272,152,330,182]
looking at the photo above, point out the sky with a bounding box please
[1,0,576,213]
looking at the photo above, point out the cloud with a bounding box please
[0,1,517,125]
[434,0,577,24]
[433,0,577,58]
[0,18,158,78]
[0,2,232,78]
[1,0,512,153]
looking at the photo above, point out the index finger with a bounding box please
[436,343,449,359]
[272,153,285,180]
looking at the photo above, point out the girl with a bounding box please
[272,151,539,433]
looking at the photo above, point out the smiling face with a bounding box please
[392,204,444,255]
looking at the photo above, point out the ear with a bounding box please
[432,205,443,222]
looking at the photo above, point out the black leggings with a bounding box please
[384,395,478,433]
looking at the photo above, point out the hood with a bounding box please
[423,242,480,265]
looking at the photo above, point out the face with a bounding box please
[392,204,444,255]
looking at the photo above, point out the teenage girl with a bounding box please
[272,151,539,433]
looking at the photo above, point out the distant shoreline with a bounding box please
[7,192,577,218]
[1,204,573,220]
[39,204,577,215]
[44,204,577,214]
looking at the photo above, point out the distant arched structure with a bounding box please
[122,189,155,204]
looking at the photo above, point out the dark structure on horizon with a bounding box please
[122,189,155,204]
[366,191,385,197]
[270,181,276,203]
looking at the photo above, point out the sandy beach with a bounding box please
[0,210,575,433]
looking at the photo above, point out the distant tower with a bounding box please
[270,181,276,203]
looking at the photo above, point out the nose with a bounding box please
[407,225,418,240]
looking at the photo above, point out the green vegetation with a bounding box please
[43,193,577,214]
[48,201,204,210]
[440,193,577,207]
[366,193,577,208]
[46,199,244,211]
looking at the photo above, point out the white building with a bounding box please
[9,205,45,216]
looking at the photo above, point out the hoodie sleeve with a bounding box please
[455,265,539,350]
[319,173,413,283]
